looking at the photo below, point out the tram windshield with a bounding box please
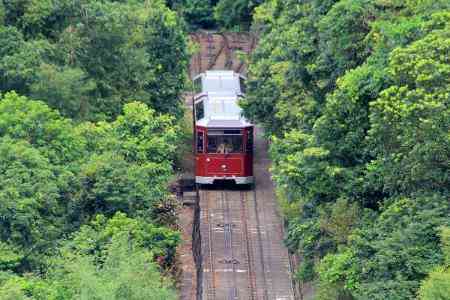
[207,130,243,154]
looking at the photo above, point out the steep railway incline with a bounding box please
[180,32,297,300]
[199,130,296,300]
[189,32,257,78]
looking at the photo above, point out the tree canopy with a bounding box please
[0,0,188,121]
[0,89,181,296]
[0,1,190,297]
[243,1,450,298]
[168,0,262,30]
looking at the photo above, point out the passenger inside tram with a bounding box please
[208,133,242,154]
[216,139,232,154]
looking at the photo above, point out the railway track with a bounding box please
[189,32,256,79]
[202,189,260,299]
[186,32,296,300]
[200,186,294,300]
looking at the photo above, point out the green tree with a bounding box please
[368,28,450,195]
[319,195,450,299]
[214,0,263,30]
[0,139,63,266]
[0,92,85,164]
[0,235,178,300]
[244,1,450,299]
[174,0,218,29]
[30,64,96,119]
[0,92,82,270]
[0,93,181,274]
[0,0,189,121]
[0,0,188,296]
[53,236,177,300]
[419,227,450,300]
[73,102,180,222]
[64,213,180,266]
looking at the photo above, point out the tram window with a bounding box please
[197,131,204,153]
[193,77,202,94]
[195,101,204,121]
[239,77,246,94]
[246,129,253,153]
[207,135,243,154]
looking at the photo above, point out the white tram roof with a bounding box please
[195,94,252,128]
[194,70,251,128]
[194,70,245,94]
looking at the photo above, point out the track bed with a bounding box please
[199,130,295,300]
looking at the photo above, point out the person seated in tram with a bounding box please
[217,139,232,154]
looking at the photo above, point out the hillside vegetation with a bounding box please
[0,0,188,298]
[1,0,449,299]
[0,0,188,121]
[167,0,263,30]
[241,0,450,299]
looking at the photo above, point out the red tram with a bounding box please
[193,71,254,185]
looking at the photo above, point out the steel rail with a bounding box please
[220,33,234,70]
[241,191,257,300]
[206,33,216,69]
[204,185,288,299]
[190,32,254,76]
[205,190,216,300]
[221,190,239,300]
[206,36,225,70]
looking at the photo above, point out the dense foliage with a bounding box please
[0,91,182,297]
[168,0,262,30]
[168,0,219,29]
[0,0,188,121]
[418,227,450,300]
[0,0,260,297]
[0,1,188,296]
[243,0,450,298]
[214,0,263,29]
[0,229,177,300]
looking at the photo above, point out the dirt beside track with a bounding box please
[177,205,197,300]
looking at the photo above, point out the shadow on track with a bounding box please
[198,180,253,191]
